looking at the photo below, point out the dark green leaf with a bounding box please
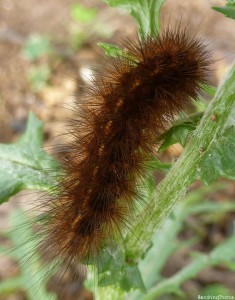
[212,1,235,20]
[0,112,58,204]
[157,87,215,152]
[97,247,125,286]
[98,247,125,273]
[120,264,146,292]
[149,156,171,173]
[158,113,203,152]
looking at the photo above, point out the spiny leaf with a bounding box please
[0,112,58,204]
[196,125,235,185]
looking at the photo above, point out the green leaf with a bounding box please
[0,112,58,204]
[97,42,138,61]
[97,247,125,274]
[98,42,141,64]
[120,264,146,292]
[203,84,217,98]
[96,247,125,287]
[22,35,52,61]
[158,85,216,152]
[1,210,56,299]
[96,246,146,292]
[212,5,235,20]
[98,271,121,287]
[124,61,235,266]
[211,229,235,262]
[139,231,235,300]
[98,42,127,57]
[149,155,171,173]
[71,4,96,23]
[197,125,235,185]
[201,284,232,297]
[102,0,166,37]
[158,113,203,152]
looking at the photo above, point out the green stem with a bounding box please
[141,255,210,300]
[141,232,235,300]
[124,61,235,261]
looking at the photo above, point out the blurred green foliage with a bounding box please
[22,35,52,61]
[27,65,51,92]
[0,210,56,299]
[71,4,97,23]
[213,0,235,19]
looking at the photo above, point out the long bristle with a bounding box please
[37,25,211,267]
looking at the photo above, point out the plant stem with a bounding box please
[124,61,235,261]
[141,231,235,300]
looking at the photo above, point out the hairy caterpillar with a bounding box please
[32,25,212,280]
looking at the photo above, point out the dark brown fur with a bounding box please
[38,26,211,265]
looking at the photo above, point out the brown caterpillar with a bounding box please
[38,25,211,268]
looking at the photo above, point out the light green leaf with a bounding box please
[201,284,232,297]
[98,42,126,57]
[1,210,57,299]
[0,112,58,204]
[139,231,235,300]
[71,4,97,23]
[197,126,235,185]
[98,271,121,287]
[102,0,166,37]
[211,227,235,262]
[203,84,217,98]
[98,42,141,65]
